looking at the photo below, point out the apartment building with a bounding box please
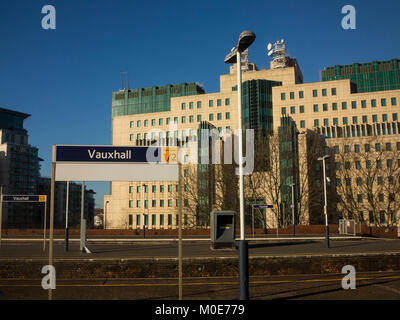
[0,107,42,228]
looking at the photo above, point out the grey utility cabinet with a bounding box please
[210,211,236,249]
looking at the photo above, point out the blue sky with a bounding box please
[0,0,399,208]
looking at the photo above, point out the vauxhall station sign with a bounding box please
[53,145,179,182]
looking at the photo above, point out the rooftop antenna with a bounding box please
[267,39,288,69]
[120,71,130,90]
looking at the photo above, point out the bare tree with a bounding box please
[335,136,400,226]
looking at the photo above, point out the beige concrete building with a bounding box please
[104,52,400,232]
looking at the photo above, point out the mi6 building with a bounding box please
[104,41,400,234]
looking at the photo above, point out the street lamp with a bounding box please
[224,30,255,301]
[289,183,295,237]
[142,184,146,238]
[317,155,330,248]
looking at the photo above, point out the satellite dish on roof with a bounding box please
[267,43,272,51]
[268,50,273,56]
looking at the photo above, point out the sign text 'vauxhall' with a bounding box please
[55,146,161,163]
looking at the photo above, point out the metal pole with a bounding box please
[142,184,145,238]
[237,50,249,300]
[0,185,2,248]
[80,181,85,252]
[322,157,330,248]
[178,162,183,300]
[48,157,56,300]
[252,205,254,238]
[291,184,295,237]
[43,199,47,251]
[64,181,69,252]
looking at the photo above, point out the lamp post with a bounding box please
[64,181,69,252]
[318,155,330,248]
[142,184,146,238]
[224,30,255,300]
[289,183,295,237]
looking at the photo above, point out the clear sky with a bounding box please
[0,0,399,208]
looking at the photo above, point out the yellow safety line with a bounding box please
[1,275,400,287]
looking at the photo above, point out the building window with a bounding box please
[343,117,348,125]
[160,185,164,192]
[197,101,202,109]
[375,143,381,152]
[209,100,214,107]
[382,114,388,122]
[312,90,318,97]
[290,106,295,114]
[160,214,164,226]
[371,99,377,107]
[372,114,378,123]
[130,121,134,128]
[362,115,367,123]
[281,107,286,115]
[342,102,347,110]
[300,120,305,128]
[225,98,230,106]
[393,113,398,121]
[217,113,222,120]
[168,199,173,207]
[197,115,202,122]
[391,97,397,106]
[299,105,305,113]
[361,100,367,108]
[137,120,141,127]
[332,103,337,111]
[281,93,286,100]
[181,116,186,123]
[333,118,338,125]
[181,103,186,110]
[151,214,156,226]
[225,112,230,119]
[364,144,370,152]
[130,134,135,141]
[152,200,156,208]
[290,92,295,99]
[351,101,357,109]
[313,104,318,112]
[352,116,358,124]
[322,89,327,96]
[299,91,304,99]
[216,99,221,107]
[189,115,194,123]
[209,114,214,121]
[331,88,337,96]
[323,118,329,126]
[354,144,360,153]
[323,104,328,111]
[160,199,164,207]
[189,102,194,109]
[314,119,319,127]
[381,98,387,107]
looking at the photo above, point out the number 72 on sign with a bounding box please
[161,147,178,163]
